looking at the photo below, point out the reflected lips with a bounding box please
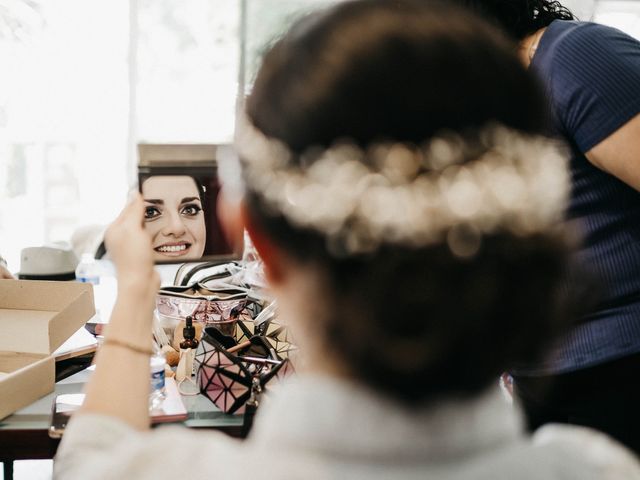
[155,242,192,256]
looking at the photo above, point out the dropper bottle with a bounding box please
[177,316,199,381]
[180,316,199,350]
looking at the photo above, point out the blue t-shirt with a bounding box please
[528,20,640,374]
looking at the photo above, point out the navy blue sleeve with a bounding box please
[546,22,640,153]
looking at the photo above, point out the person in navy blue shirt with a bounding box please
[448,0,640,454]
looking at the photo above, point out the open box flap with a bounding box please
[0,280,95,354]
[0,350,48,374]
[0,309,58,354]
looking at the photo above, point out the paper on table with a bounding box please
[55,393,86,413]
[53,326,98,361]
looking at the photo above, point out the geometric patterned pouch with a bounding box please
[194,319,296,416]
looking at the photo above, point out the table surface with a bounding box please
[1,367,243,431]
[0,261,242,462]
[0,367,244,461]
[0,262,245,461]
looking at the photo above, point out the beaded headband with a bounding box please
[220,114,570,256]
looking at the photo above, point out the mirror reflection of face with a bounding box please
[141,175,206,261]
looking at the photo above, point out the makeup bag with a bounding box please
[156,285,260,336]
[194,317,296,434]
[172,261,241,287]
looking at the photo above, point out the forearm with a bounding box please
[586,113,640,192]
[80,279,157,430]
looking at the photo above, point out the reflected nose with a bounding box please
[161,210,186,237]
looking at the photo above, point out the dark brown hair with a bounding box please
[244,0,577,404]
[445,0,575,40]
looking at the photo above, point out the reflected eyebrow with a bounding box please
[144,199,164,205]
[180,197,200,203]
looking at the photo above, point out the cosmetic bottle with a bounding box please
[75,253,100,285]
[180,316,199,350]
[149,344,166,409]
[177,316,199,380]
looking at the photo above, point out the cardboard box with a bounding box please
[0,279,95,420]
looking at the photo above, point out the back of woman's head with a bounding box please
[237,0,576,404]
[445,0,575,40]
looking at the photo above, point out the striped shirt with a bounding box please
[528,20,640,373]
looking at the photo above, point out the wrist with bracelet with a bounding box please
[102,337,154,356]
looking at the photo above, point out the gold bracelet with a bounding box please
[102,337,154,356]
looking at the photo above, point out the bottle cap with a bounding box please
[80,253,95,263]
[183,315,196,340]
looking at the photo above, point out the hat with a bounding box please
[18,245,79,281]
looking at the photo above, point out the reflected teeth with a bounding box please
[157,245,187,253]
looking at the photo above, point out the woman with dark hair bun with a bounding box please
[447,0,640,454]
[54,1,640,478]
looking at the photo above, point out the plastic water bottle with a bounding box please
[75,253,100,285]
[149,346,167,409]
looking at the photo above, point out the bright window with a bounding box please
[242,0,340,92]
[595,1,640,38]
[0,0,241,270]
[0,0,130,268]
[0,0,343,271]
[136,0,239,143]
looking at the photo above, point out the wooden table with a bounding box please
[0,366,243,480]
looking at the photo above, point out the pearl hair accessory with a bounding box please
[220,114,570,257]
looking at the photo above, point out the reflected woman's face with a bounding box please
[141,176,206,261]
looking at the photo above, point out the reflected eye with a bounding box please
[180,204,202,217]
[144,206,161,220]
